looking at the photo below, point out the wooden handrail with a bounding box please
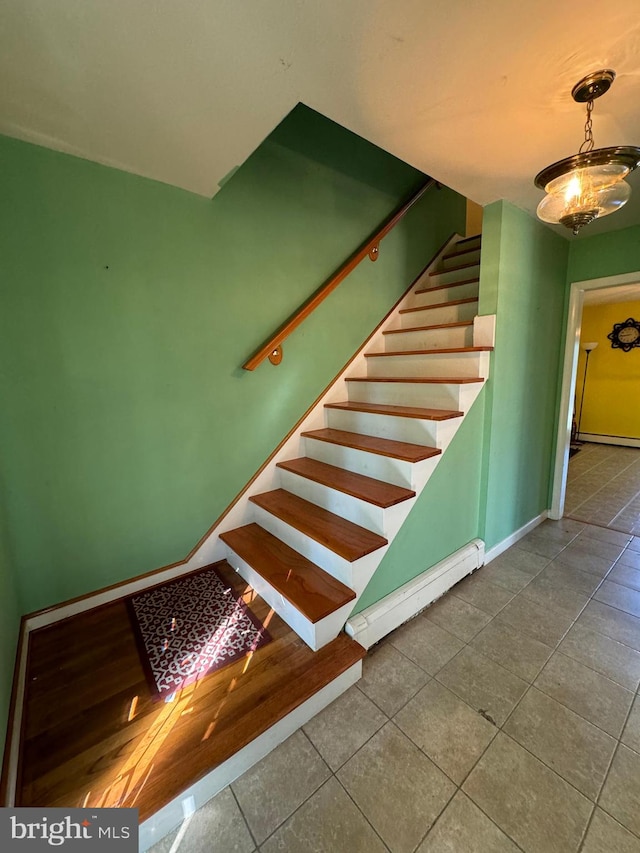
[243,178,436,370]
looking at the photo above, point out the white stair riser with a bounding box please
[427,263,479,286]
[304,435,440,491]
[250,502,384,591]
[384,325,473,352]
[457,236,481,251]
[278,468,391,536]
[441,248,481,269]
[303,435,416,488]
[346,379,481,411]
[326,407,456,448]
[223,546,354,651]
[411,281,479,306]
[366,350,489,379]
[400,300,478,327]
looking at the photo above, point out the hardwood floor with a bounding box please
[17,562,365,821]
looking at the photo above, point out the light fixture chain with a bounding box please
[578,99,594,154]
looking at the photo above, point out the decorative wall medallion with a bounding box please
[607,318,640,352]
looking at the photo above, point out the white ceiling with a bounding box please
[2,0,640,239]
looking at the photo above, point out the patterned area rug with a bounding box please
[128,566,271,701]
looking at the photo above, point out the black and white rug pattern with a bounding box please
[128,567,271,701]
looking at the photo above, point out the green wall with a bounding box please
[0,511,20,771]
[479,201,569,549]
[568,224,640,283]
[0,105,466,615]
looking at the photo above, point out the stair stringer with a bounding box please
[185,234,494,650]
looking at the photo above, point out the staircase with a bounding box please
[195,233,492,650]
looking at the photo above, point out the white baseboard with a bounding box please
[139,661,361,851]
[483,511,548,564]
[344,539,485,649]
[578,433,640,449]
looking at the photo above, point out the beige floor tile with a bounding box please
[303,685,386,771]
[581,809,640,853]
[534,652,634,737]
[516,531,568,559]
[357,642,429,717]
[436,647,527,726]
[496,594,575,646]
[503,687,616,800]
[580,526,632,547]
[577,600,640,651]
[389,615,464,676]
[470,619,553,682]
[148,787,255,853]
[462,733,592,853]
[337,722,455,853]
[619,549,640,570]
[260,777,387,853]
[537,518,585,538]
[451,575,514,616]
[621,695,640,754]
[395,680,497,784]
[595,579,640,618]
[475,562,533,593]
[558,623,640,691]
[417,791,518,852]
[538,560,603,596]
[490,547,550,576]
[231,731,330,845]
[551,543,616,578]
[609,562,640,591]
[599,745,640,837]
[520,574,591,618]
[424,594,491,642]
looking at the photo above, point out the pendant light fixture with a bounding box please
[534,70,640,235]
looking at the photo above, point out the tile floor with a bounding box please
[150,518,640,852]
[566,442,640,535]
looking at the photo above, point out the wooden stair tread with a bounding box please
[346,376,485,384]
[326,400,463,421]
[220,525,355,622]
[400,297,478,315]
[429,260,479,276]
[365,346,493,357]
[250,489,387,562]
[384,320,473,334]
[302,427,441,463]
[415,277,479,294]
[278,457,415,507]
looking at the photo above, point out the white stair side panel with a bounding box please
[325,407,459,449]
[250,502,386,593]
[303,434,423,489]
[441,248,481,268]
[345,378,482,411]
[474,314,497,348]
[383,325,473,352]
[365,350,490,379]
[427,263,480,285]
[410,281,479,306]
[399,300,478,328]
[222,546,355,651]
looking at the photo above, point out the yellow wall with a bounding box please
[466,199,483,236]
[577,299,640,439]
